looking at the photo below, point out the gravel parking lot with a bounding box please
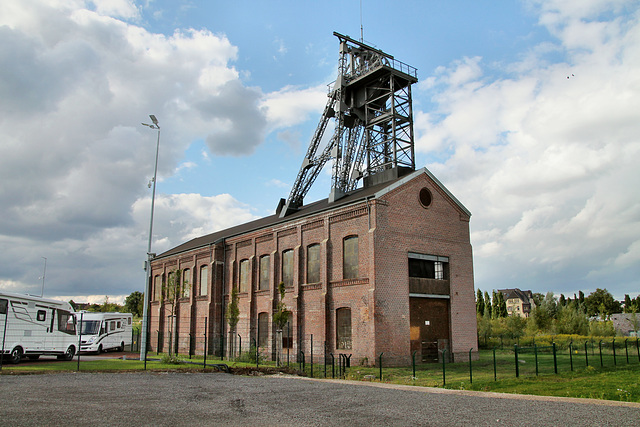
[1,372,638,426]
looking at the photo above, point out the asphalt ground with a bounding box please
[1,371,638,426]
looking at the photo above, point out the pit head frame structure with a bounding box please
[279,32,418,218]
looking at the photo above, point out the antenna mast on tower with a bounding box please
[278,32,418,218]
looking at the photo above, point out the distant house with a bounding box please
[499,288,535,318]
[611,313,640,337]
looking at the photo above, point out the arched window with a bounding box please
[259,255,270,290]
[307,244,320,284]
[336,308,352,350]
[199,265,208,296]
[153,275,162,301]
[343,236,359,280]
[282,249,293,287]
[182,269,191,298]
[239,259,249,293]
[257,312,269,347]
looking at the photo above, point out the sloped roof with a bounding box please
[154,167,471,260]
[499,288,533,304]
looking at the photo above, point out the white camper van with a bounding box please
[77,312,132,353]
[0,291,77,364]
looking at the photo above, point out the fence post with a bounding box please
[493,347,497,381]
[330,353,335,378]
[552,342,557,374]
[534,344,539,376]
[599,340,603,367]
[310,334,314,379]
[636,337,640,362]
[514,344,519,378]
[442,349,447,386]
[625,339,629,364]
[612,339,616,366]
[300,351,305,372]
[237,334,241,360]
[412,350,417,381]
[378,352,384,382]
[569,341,573,372]
[469,348,473,384]
[585,341,589,367]
[203,317,208,368]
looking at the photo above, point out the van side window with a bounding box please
[110,321,116,330]
[128,317,132,325]
[117,321,121,329]
[37,310,46,322]
[57,310,76,335]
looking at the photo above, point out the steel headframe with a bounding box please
[279,32,418,218]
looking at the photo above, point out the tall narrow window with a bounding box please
[336,308,352,350]
[239,259,249,293]
[259,255,270,290]
[182,269,191,298]
[307,244,320,284]
[199,265,208,296]
[154,275,162,301]
[282,250,293,287]
[343,236,359,280]
[257,312,268,347]
[282,312,293,348]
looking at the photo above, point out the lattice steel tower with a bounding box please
[279,32,418,218]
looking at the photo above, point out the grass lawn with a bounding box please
[2,349,638,403]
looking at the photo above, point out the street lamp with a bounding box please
[140,114,160,362]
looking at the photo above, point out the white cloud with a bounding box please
[260,84,328,131]
[418,0,640,299]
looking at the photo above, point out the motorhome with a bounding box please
[0,291,77,364]
[77,312,132,353]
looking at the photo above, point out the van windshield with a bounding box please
[79,320,101,335]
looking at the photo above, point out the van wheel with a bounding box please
[60,346,75,361]
[119,342,125,352]
[97,344,103,354]
[10,347,23,364]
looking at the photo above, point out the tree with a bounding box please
[163,270,188,356]
[554,303,589,335]
[272,282,289,366]
[124,291,144,317]
[484,291,492,318]
[578,291,585,306]
[476,289,485,316]
[584,288,622,318]
[225,286,240,358]
[494,291,507,318]
[99,296,122,313]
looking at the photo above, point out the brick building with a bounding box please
[148,167,477,365]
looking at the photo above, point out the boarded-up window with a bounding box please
[199,265,208,296]
[239,259,249,293]
[259,255,270,290]
[182,269,191,298]
[343,236,359,280]
[282,312,293,348]
[282,250,293,287]
[257,312,268,347]
[307,244,320,284]
[154,275,162,301]
[336,308,352,350]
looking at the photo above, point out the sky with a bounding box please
[1,0,639,305]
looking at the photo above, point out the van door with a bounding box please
[47,309,76,353]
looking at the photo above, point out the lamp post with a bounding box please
[140,114,160,362]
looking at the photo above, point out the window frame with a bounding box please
[199,265,208,296]
[239,259,249,293]
[281,249,293,287]
[259,255,270,291]
[336,307,352,350]
[343,235,359,280]
[257,312,269,347]
[306,244,321,284]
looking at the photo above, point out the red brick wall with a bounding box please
[148,170,477,364]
